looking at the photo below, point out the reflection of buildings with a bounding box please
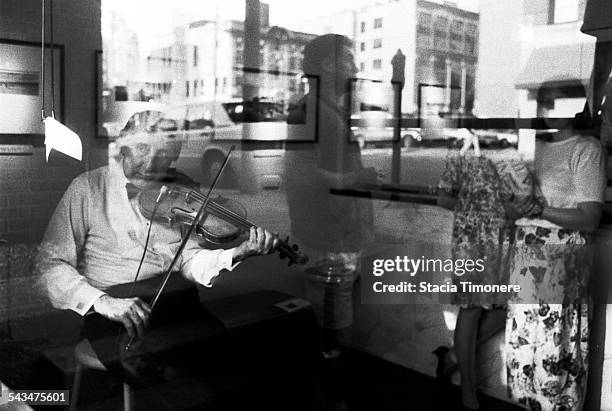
[102,10,187,103]
[476,0,594,156]
[302,0,479,115]
[183,19,315,103]
[142,5,316,108]
[477,0,593,119]
[104,0,479,116]
[143,28,187,103]
[412,0,478,115]
[102,11,141,100]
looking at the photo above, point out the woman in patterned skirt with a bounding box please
[437,143,534,410]
[505,83,606,410]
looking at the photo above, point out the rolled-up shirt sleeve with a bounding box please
[36,177,105,316]
[181,248,239,287]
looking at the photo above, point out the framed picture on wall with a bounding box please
[416,83,462,126]
[0,39,64,139]
[348,78,399,145]
[94,50,107,138]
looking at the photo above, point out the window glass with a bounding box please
[418,12,432,34]
[552,0,579,24]
[10,2,612,407]
[434,16,449,49]
[101,0,598,190]
[450,20,464,50]
[193,45,198,67]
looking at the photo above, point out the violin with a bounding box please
[137,185,308,266]
[121,146,306,351]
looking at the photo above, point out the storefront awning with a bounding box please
[515,43,595,89]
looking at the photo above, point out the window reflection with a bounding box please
[100,0,602,190]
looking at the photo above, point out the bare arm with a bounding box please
[541,202,602,233]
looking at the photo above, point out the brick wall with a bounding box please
[0,0,107,244]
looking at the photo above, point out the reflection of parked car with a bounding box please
[470,129,518,148]
[351,109,420,148]
[410,128,518,149]
[224,99,287,123]
[416,127,473,147]
[184,118,215,136]
[166,99,296,190]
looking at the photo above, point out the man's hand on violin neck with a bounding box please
[232,226,279,263]
[93,295,152,339]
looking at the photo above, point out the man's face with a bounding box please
[321,44,357,94]
[335,45,357,90]
[120,133,180,188]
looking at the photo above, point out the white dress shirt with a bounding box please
[36,160,238,315]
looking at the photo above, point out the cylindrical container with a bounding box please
[304,260,356,330]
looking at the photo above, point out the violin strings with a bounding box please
[189,191,256,229]
[188,190,296,255]
[188,191,247,224]
[201,200,251,229]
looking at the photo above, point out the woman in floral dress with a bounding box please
[438,147,532,409]
[505,84,606,411]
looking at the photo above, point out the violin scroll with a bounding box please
[277,236,308,266]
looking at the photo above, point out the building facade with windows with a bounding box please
[477,0,592,119]
[103,0,479,118]
[413,0,479,115]
[144,12,316,110]
[102,11,145,101]
[352,0,478,115]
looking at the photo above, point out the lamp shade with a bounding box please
[44,117,82,161]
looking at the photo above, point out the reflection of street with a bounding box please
[212,185,451,255]
[184,146,516,197]
[187,147,519,271]
[185,146,520,303]
[361,147,514,187]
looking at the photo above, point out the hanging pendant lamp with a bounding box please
[41,0,82,161]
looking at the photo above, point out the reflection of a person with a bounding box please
[285,33,375,256]
[504,81,606,411]
[36,130,280,408]
[284,32,375,410]
[284,33,375,340]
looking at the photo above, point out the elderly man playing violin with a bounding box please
[36,128,283,408]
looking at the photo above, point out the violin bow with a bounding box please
[125,145,235,350]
